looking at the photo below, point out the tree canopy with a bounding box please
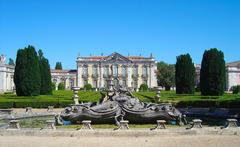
[156,61,175,90]
[55,62,62,70]
[14,45,41,96]
[8,58,15,65]
[200,48,226,96]
[175,54,195,94]
[39,50,52,95]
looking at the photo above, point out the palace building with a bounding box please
[76,52,158,90]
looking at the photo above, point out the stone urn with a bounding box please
[72,86,80,105]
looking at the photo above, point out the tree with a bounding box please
[139,83,148,91]
[8,58,15,65]
[175,54,195,94]
[55,62,62,70]
[38,50,52,95]
[156,61,175,90]
[84,83,92,91]
[58,82,65,90]
[200,48,226,96]
[14,45,41,96]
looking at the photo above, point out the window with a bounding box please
[122,66,127,77]
[113,65,118,76]
[93,80,98,88]
[92,66,98,76]
[142,66,147,76]
[104,66,109,77]
[83,66,88,76]
[133,66,138,75]
[84,80,88,85]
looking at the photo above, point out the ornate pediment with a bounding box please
[101,52,132,63]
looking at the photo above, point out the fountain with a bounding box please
[60,78,184,126]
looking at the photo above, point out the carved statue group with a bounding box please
[60,77,185,126]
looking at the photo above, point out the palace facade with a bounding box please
[76,52,158,90]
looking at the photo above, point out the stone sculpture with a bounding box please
[60,78,184,126]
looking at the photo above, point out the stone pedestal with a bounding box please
[188,119,202,129]
[81,120,93,130]
[25,107,33,114]
[155,87,161,103]
[45,120,56,130]
[152,120,166,130]
[8,120,20,130]
[225,119,239,128]
[72,86,80,105]
[118,120,129,130]
[47,106,54,112]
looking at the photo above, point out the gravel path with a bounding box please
[0,135,239,147]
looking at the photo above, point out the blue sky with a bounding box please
[0,0,240,69]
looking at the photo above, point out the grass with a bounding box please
[0,90,240,108]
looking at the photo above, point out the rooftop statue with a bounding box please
[60,78,185,126]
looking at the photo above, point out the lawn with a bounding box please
[0,90,240,108]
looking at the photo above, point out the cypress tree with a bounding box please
[14,45,41,96]
[55,62,62,70]
[39,50,52,95]
[175,54,195,94]
[200,48,226,96]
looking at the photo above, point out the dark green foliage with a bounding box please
[232,85,240,94]
[200,48,226,96]
[139,83,148,91]
[58,82,65,90]
[175,54,195,94]
[157,61,175,90]
[55,62,62,70]
[8,58,15,65]
[14,45,41,96]
[84,83,92,91]
[52,82,56,90]
[38,50,52,95]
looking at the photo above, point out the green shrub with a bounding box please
[232,85,240,94]
[84,84,92,91]
[58,82,65,90]
[139,84,148,91]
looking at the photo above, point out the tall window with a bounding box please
[113,65,118,76]
[122,66,127,77]
[104,66,109,77]
[133,66,138,75]
[142,66,147,76]
[83,66,88,76]
[92,65,98,76]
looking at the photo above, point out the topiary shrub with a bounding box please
[84,84,92,91]
[139,83,148,91]
[232,85,240,94]
[58,82,65,90]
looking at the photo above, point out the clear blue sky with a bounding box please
[0,0,240,69]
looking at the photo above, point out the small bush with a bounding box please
[58,82,65,90]
[232,85,240,94]
[52,82,56,90]
[84,84,92,91]
[139,83,148,91]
